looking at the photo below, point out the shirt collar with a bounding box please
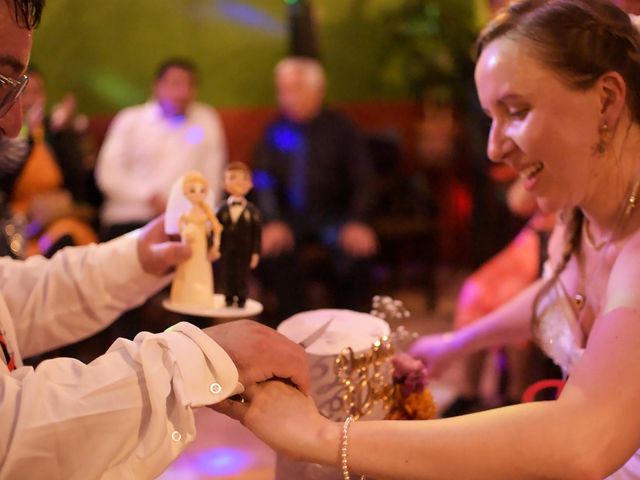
[227,196,246,206]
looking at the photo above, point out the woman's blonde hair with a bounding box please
[181,171,221,234]
[182,171,208,194]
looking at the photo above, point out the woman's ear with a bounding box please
[598,71,627,126]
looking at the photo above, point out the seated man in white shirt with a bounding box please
[0,3,308,478]
[95,57,227,241]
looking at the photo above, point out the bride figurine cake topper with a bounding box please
[165,171,221,309]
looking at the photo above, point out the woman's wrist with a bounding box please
[446,328,474,357]
[316,420,343,466]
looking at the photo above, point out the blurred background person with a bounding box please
[444,177,558,416]
[95,58,227,241]
[252,56,378,325]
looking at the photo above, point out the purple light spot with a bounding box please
[252,169,276,190]
[185,126,206,145]
[216,1,284,34]
[192,447,253,476]
[270,124,303,153]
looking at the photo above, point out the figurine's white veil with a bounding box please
[164,174,215,235]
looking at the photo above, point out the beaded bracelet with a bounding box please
[341,416,365,480]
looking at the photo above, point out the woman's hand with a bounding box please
[213,381,337,464]
[408,332,462,378]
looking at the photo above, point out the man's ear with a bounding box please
[597,71,627,125]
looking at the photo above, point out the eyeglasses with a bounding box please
[0,73,28,118]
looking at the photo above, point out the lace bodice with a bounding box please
[532,277,585,376]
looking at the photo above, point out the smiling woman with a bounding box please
[211,1,640,479]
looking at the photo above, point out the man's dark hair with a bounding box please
[154,58,198,82]
[11,0,45,29]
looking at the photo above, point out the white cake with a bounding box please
[276,309,392,479]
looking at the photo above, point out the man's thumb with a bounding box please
[148,242,191,275]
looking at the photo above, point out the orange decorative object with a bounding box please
[11,137,63,214]
[386,352,436,420]
[386,385,437,420]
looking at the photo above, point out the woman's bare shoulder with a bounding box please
[606,228,640,311]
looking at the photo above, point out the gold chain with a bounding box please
[582,217,608,251]
[574,179,640,311]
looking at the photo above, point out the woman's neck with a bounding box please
[580,120,640,242]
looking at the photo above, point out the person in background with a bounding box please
[95,58,227,241]
[252,56,378,323]
[445,177,558,416]
[2,64,97,258]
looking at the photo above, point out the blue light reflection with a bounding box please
[192,447,253,476]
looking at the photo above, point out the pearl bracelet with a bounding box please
[341,416,365,480]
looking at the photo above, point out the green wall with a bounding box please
[31,0,413,114]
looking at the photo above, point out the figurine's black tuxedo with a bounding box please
[216,201,262,307]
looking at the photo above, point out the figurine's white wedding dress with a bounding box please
[170,208,213,307]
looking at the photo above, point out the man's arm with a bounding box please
[0,210,310,479]
[0,322,240,479]
[0,215,190,358]
[0,234,166,358]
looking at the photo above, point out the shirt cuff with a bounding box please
[164,322,241,408]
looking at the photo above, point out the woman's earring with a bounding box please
[597,122,609,155]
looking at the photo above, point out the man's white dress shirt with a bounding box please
[96,101,227,226]
[0,235,240,479]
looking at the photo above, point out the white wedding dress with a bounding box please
[534,277,640,479]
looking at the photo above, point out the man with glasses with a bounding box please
[0,1,309,478]
[0,72,27,118]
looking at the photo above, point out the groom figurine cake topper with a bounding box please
[216,162,262,308]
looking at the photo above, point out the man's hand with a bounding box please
[203,320,310,394]
[137,216,192,276]
[261,221,295,257]
[148,193,167,217]
[213,381,332,464]
[338,221,378,258]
